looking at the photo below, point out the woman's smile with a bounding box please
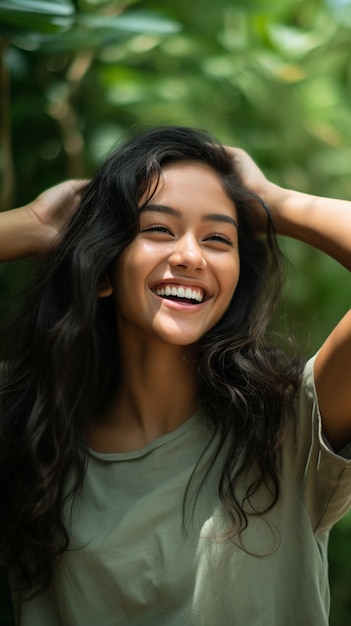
[111,161,240,347]
[151,282,208,304]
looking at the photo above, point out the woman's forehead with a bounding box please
[139,161,234,208]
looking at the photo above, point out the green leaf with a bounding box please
[0,0,74,16]
[267,24,325,58]
[78,11,180,35]
[36,10,180,53]
[0,0,74,35]
[38,27,124,52]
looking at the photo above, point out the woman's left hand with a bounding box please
[225,146,278,233]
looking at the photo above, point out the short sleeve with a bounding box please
[294,356,351,533]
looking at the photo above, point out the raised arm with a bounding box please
[0,180,87,262]
[258,182,351,270]
[229,147,351,451]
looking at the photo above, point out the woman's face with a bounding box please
[111,161,240,347]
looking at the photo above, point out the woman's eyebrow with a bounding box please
[203,213,238,229]
[140,204,181,218]
[140,203,238,229]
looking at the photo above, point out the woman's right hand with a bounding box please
[0,179,88,262]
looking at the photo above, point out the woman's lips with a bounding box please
[152,283,206,304]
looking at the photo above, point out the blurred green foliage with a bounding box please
[1,0,351,624]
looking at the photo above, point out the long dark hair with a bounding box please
[0,126,301,594]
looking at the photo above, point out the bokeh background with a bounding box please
[1,0,351,623]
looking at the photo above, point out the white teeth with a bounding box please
[155,285,204,303]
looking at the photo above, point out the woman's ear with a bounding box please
[98,275,113,298]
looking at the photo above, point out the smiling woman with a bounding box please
[0,126,351,626]
[110,161,240,349]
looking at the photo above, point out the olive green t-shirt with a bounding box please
[13,357,351,625]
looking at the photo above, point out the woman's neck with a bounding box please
[88,341,199,453]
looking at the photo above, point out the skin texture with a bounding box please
[111,162,240,347]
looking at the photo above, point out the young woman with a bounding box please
[0,126,351,625]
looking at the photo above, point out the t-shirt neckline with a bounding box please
[88,409,203,462]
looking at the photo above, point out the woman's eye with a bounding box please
[142,224,172,234]
[206,234,233,246]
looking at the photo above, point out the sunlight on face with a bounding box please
[112,162,240,349]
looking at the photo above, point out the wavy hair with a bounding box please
[0,126,301,594]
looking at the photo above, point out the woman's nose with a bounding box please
[168,234,207,270]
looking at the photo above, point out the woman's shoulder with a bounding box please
[286,353,351,531]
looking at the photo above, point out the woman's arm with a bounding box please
[0,180,87,262]
[276,187,351,450]
[259,184,351,271]
[229,146,351,268]
[229,147,351,451]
